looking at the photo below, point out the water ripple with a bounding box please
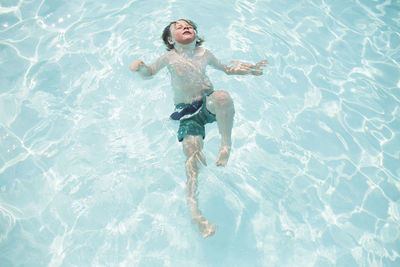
[0,0,400,266]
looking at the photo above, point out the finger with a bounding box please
[256,60,268,67]
[256,62,268,68]
[249,65,264,71]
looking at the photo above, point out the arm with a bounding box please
[129,54,167,79]
[207,50,268,76]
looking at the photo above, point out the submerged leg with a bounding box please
[182,135,216,238]
[206,90,235,166]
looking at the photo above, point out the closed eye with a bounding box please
[176,25,193,30]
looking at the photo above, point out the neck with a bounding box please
[174,39,197,55]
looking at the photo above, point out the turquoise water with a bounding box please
[1,0,400,266]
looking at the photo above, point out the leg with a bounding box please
[182,135,216,238]
[206,90,235,166]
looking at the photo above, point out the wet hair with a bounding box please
[162,19,204,51]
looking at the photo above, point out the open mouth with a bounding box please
[183,31,191,35]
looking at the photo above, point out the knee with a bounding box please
[213,90,233,108]
[183,135,203,157]
[185,151,197,165]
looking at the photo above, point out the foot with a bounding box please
[198,220,216,238]
[216,146,231,166]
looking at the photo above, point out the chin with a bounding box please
[182,38,196,44]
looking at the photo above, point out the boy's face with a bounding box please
[171,20,196,45]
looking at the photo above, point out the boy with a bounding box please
[130,19,267,238]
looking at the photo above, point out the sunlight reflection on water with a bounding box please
[0,0,399,266]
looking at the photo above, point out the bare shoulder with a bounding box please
[158,51,171,59]
[157,51,175,64]
[195,47,209,57]
[200,47,210,54]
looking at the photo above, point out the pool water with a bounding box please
[1,0,400,266]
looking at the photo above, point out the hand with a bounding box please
[249,59,268,76]
[227,59,268,75]
[129,60,145,72]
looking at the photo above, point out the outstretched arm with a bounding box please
[207,50,268,75]
[129,60,150,76]
[129,54,167,79]
[225,60,268,75]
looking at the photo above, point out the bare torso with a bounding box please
[144,46,226,105]
[135,42,265,105]
[167,48,214,104]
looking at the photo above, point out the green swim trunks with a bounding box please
[171,93,216,142]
